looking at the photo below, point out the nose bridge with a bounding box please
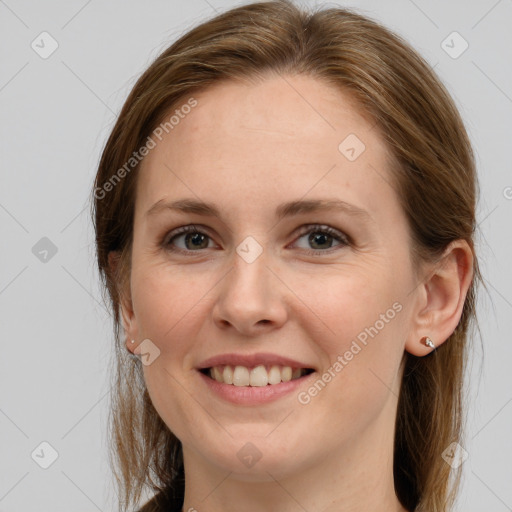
[212,238,288,332]
[227,242,272,307]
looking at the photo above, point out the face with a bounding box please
[121,74,422,480]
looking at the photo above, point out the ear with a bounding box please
[405,239,474,356]
[108,251,139,354]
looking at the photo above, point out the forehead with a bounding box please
[136,74,399,224]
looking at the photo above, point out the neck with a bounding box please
[180,401,408,512]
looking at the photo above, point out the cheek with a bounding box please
[298,263,407,398]
[130,263,212,436]
[298,260,403,347]
[130,261,208,352]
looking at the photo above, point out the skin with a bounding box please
[115,74,473,512]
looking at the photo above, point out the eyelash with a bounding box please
[161,224,350,256]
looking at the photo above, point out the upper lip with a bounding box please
[197,352,316,371]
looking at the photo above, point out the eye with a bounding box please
[162,224,350,255]
[163,225,215,252]
[291,224,349,254]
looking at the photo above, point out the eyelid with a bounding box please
[291,224,350,247]
[162,224,219,251]
[162,223,350,254]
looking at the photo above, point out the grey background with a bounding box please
[1,0,511,510]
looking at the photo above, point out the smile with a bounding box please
[200,364,315,387]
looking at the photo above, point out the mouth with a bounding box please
[199,364,315,387]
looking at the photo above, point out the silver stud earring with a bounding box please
[422,336,435,349]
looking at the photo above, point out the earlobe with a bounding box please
[405,240,474,357]
[120,296,137,352]
[108,250,138,354]
[119,285,139,355]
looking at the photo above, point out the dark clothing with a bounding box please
[138,489,183,512]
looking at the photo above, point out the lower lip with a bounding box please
[198,370,316,405]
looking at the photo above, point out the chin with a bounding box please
[196,434,307,480]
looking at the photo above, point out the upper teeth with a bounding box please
[209,365,307,387]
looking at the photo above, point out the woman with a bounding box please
[92,1,480,511]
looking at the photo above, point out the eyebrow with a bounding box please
[145,197,374,223]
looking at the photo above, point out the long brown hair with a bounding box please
[92,2,481,510]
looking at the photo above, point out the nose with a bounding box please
[212,250,289,336]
